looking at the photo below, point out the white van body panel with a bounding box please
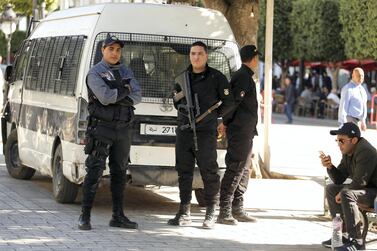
[93,4,234,40]
[6,3,238,187]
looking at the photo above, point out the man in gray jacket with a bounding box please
[78,34,141,230]
[320,122,377,250]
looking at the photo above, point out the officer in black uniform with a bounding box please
[168,41,234,229]
[78,35,141,230]
[217,45,259,225]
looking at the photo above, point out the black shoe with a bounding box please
[321,237,350,248]
[167,204,192,226]
[109,215,138,229]
[334,239,365,250]
[217,207,238,225]
[202,205,216,229]
[78,213,91,230]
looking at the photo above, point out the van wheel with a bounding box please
[52,144,78,203]
[194,189,206,207]
[4,129,35,179]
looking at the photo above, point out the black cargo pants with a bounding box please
[82,121,131,210]
[325,183,377,239]
[220,124,255,208]
[175,128,220,206]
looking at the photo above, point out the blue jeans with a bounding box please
[284,103,293,122]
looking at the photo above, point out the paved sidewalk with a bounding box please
[1,114,377,250]
[2,161,377,251]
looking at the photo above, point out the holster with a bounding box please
[84,137,94,154]
[84,116,97,154]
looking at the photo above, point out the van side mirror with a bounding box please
[4,65,13,82]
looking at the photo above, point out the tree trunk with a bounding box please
[279,59,289,89]
[169,0,259,47]
[204,0,259,46]
[329,65,340,91]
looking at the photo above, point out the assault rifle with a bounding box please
[174,71,199,151]
[173,72,223,152]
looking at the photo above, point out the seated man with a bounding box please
[327,89,340,109]
[320,123,377,250]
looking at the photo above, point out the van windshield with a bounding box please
[91,33,239,104]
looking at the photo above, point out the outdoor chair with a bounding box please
[324,99,338,120]
[273,94,285,113]
[357,202,377,245]
[295,96,312,117]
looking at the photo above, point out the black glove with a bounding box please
[122,78,132,94]
[116,79,132,102]
[174,83,182,93]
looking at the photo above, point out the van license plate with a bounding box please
[140,123,176,136]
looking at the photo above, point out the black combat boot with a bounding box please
[217,206,238,225]
[232,202,257,223]
[109,207,138,229]
[167,203,192,226]
[78,206,92,230]
[202,204,216,229]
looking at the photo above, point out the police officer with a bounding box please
[217,45,259,225]
[78,34,141,230]
[168,41,234,229]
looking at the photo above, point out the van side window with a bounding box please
[11,40,32,82]
[25,38,46,91]
[24,35,85,96]
[58,36,85,95]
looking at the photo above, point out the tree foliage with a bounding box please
[169,0,259,46]
[258,0,293,62]
[290,0,344,62]
[339,0,377,59]
[0,30,26,61]
[0,0,58,16]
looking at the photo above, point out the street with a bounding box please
[1,114,377,250]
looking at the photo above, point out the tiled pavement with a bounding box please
[2,114,377,250]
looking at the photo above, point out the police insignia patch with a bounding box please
[224,89,229,95]
[240,91,245,97]
[100,71,115,81]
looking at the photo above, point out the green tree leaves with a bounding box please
[339,0,377,59]
[290,0,345,61]
[258,0,293,62]
[258,0,377,62]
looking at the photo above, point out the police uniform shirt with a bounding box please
[176,65,234,130]
[223,64,258,135]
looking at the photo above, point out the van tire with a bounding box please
[4,129,36,180]
[52,144,78,203]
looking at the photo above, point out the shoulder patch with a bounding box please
[100,71,114,81]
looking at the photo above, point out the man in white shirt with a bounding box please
[338,68,367,130]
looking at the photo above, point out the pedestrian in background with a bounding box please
[338,67,367,130]
[320,123,377,250]
[168,41,233,229]
[284,76,296,123]
[216,45,259,225]
[78,34,141,230]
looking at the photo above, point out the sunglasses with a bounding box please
[335,138,352,144]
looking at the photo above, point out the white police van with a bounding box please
[2,3,241,204]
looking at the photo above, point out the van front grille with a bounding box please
[90,33,236,104]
